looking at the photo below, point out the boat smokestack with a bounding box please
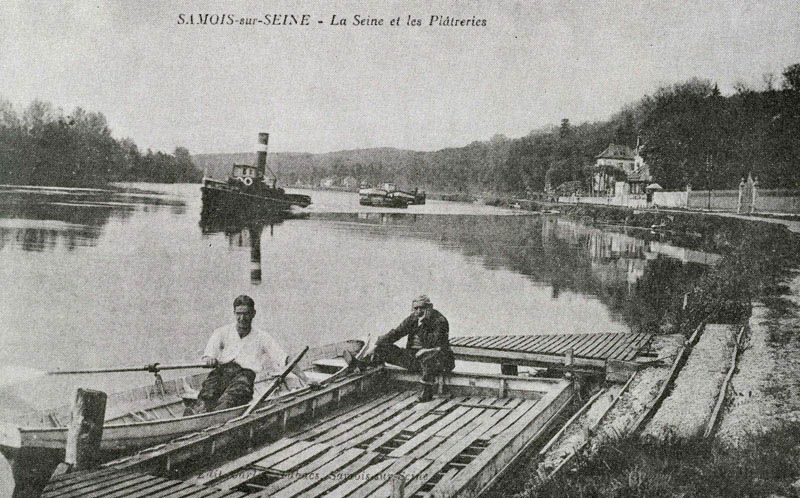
[255,133,269,176]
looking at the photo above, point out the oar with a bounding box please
[242,346,309,417]
[0,363,212,387]
[47,363,212,375]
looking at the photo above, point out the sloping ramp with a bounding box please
[451,333,652,369]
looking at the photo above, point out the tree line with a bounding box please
[0,99,201,186]
[222,62,797,194]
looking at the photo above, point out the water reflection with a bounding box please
[316,212,721,334]
[199,210,308,285]
[0,185,186,252]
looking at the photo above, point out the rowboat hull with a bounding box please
[1,339,363,492]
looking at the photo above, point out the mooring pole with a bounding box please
[52,388,107,478]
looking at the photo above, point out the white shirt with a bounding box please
[202,324,288,374]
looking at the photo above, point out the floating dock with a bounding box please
[451,332,653,371]
[43,367,574,497]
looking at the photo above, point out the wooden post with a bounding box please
[52,388,107,477]
[564,348,574,367]
[391,474,406,498]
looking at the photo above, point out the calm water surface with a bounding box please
[0,184,717,412]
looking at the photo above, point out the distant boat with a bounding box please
[358,182,425,208]
[201,133,311,217]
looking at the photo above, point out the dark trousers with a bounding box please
[194,362,256,414]
[374,343,454,384]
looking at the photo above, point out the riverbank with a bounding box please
[504,203,800,497]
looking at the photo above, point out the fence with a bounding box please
[559,188,800,215]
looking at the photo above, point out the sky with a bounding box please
[2,0,799,154]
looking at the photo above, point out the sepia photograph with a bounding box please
[1,1,800,496]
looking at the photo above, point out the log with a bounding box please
[52,389,107,478]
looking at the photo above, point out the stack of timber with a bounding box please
[42,366,575,497]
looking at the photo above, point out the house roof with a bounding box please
[596,144,635,160]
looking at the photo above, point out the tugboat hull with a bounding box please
[201,182,310,217]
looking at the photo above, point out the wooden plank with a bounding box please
[593,333,630,360]
[45,468,116,491]
[540,333,577,354]
[481,336,510,349]
[468,336,498,348]
[76,474,159,498]
[151,482,217,498]
[255,440,317,469]
[45,471,143,497]
[623,334,653,361]
[273,443,333,473]
[613,333,647,360]
[254,446,354,495]
[387,402,485,457]
[144,481,201,498]
[300,392,409,440]
[452,346,607,369]
[270,448,366,498]
[521,333,563,352]
[584,333,618,358]
[573,333,609,357]
[191,392,402,485]
[428,383,572,497]
[604,333,637,361]
[217,445,341,491]
[371,398,516,498]
[502,335,536,351]
[581,333,615,357]
[323,459,394,498]
[92,477,181,498]
[189,436,300,485]
[293,451,379,498]
[314,393,419,445]
[402,397,465,434]
[332,397,451,450]
[557,333,595,356]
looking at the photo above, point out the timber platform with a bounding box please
[451,332,654,374]
[43,366,574,497]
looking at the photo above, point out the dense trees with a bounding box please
[0,99,201,186]
[239,63,799,194]
[6,62,799,191]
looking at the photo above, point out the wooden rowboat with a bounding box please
[1,339,364,489]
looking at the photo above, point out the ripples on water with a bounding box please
[0,183,718,413]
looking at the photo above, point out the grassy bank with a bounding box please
[502,205,800,497]
[509,426,800,497]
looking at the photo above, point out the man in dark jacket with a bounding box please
[367,295,455,402]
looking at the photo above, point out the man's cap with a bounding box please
[412,295,432,307]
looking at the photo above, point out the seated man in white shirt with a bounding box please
[189,294,308,415]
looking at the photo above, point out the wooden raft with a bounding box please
[451,332,653,369]
[43,370,573,497]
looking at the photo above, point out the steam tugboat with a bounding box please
[201,133,311,217]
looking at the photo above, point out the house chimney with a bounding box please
[255,133,269,176]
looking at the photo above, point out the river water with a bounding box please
[0,183,720,410]
[0,182,724,491]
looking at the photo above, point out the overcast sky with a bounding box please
[2,1,799,154]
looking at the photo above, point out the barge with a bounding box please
[358,183,425,208]
[43,366,574,497]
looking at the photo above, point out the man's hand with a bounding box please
[203,357,219,367]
